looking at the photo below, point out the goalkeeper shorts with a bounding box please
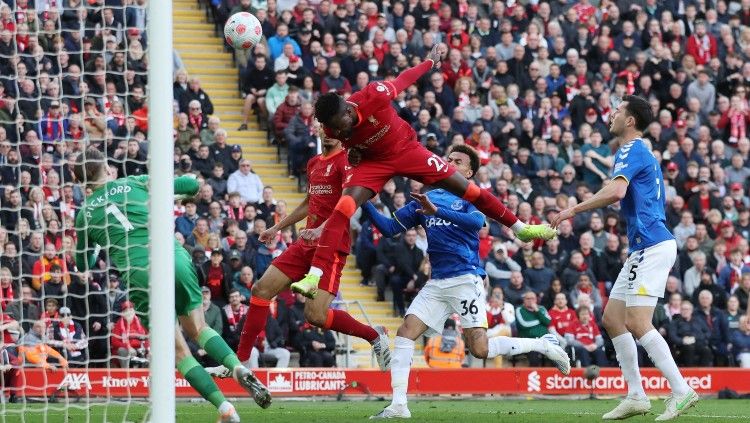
[125,246,203,328]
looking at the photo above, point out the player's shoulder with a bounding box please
[430,189,473,210]
[356,81,396,102]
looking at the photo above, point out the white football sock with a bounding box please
[511,221,526,232]
[218,401,234,415]
[611,333,647,400]
[308,267,323,277]
[639,329,690,395]
[391,336,415,406]
[487,336,545,357]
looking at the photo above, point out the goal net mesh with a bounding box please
[0,1,155,421]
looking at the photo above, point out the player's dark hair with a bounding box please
[622,95,653,132]
[74,148,107,186]
[449,144,480,178]
[315,92,343,126]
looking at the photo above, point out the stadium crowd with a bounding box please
[0,0,750,400]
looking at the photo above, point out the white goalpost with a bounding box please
[146,0,175,421]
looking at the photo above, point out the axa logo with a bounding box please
[527,371,541,392]
[59,373,92,391]
[267,371,293,392]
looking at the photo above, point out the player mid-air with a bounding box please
[73,149,271,422]
[290,44,556,298]
[206,130,391,380]
[362,145,570,419]
[551,95,699,420]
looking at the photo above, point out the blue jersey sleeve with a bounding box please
[362,201,419,237]
[612,141,643,183]
[434,205,485,232]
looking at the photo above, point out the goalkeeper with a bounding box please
[73,148,271,422]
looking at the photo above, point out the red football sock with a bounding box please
[463,183,519,228]
[310,197,355,270]
[324,309,379,343]
[236,296,271,362]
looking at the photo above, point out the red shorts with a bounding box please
[344,143,457,193]
[271,240,347,295]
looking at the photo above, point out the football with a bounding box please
[224,12,263,50]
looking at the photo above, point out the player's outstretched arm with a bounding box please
[411,192,485,232]
[388,44,446,94]
[361,201,411,237]
[550,177,628,228]
[260,195,310,243]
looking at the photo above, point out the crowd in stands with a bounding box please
[0,0,750,400]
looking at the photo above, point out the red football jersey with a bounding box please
[324,81,418,160]
[548,307,578,336]
[569,319,601,346]
[305,149,350,251]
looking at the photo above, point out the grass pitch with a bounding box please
[2,398,749,422]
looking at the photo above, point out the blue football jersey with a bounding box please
[392,189,486,280]
[611,138,674,252]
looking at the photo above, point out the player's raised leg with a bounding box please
[432,167,556,242]
[175,326,240,422]
[302,277,391,371]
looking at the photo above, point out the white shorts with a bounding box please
[610,239,677,307]
[406,273,488,336]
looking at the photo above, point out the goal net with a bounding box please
[0,0,173,421]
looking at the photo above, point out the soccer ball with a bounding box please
[224,12,263,50]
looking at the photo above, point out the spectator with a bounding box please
[566,306,608,367]
[6,284,40,333]
[515,291,551,366]
[179,77,213,116]
[232,266,254,302]
[201,286,223,336]
[201,249,232,307]
[19,320,68,371]
[238,55,274,131]
[285,101,318,177]
[485,243,521,289]
[486,287,515,339]
[683,251,709,297]
[560,251,597,293]
[227,159,264,204]
[47,306,87,367]
[111,301,149,368]
[736,273,750,313]
[67,271,109,364]
[30,243,70,294]
[718,249,750,293]
[505,271,532,307]
[548,292,577,346]
[668,301,713,367]
[570,274,603,312]
[424,319,465,369]
[390,228,424,318]
[300,323,336,367]
[272,87,301,144]
[175,199,199,238]
[186,99,208,134]
[222,290,248,351]
[266,70,291,117]
[693,290,731,366]
[731,316,750,368]
[523,251,555,295]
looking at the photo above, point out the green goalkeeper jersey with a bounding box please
[74,175,200,273]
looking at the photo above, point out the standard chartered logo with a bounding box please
[527,371,541,392]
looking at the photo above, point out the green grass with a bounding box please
[1,399,749,422]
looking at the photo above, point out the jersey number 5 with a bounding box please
[106,204,134,232]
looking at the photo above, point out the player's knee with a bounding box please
[469,343,489,359]
[303,304,327,328]
[462,181,481,201]
[624,318,652,339]
[250,282,273,300]
[601,311,620,333]
[333,195,357,218]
